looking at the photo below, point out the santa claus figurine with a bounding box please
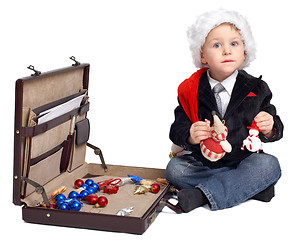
[241,120,263,153]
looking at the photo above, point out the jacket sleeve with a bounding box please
[169,98,200,152]
[258,81,284,143]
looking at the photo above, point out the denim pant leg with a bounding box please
[165,155,230,189]
[165,153,281,211]
[197,153,281,210]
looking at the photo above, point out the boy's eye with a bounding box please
[231,41,238,47]
[213,43,221,48]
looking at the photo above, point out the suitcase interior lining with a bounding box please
[22,162,167,218]
[20,68,88,197]
[22,68,84,109]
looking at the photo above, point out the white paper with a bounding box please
[37,94,85,124]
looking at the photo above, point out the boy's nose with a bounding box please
[223,46,232,55]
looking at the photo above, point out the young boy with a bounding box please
[165,9,283,213]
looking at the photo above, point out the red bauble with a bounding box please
[150,183,160,194]
[85,194,98,205]
[74,179,84,189]
[103,185,119,194]
[96,196,108,208]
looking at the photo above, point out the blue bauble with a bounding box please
[68,191,80,199]
[91,183,99,192]
[85,179,94,186]
[69,200,82,211]
[79,190,89,199]
[79,184,89,190]
[58,202,69,210]
[55,199,65,208]
[87,187,96,195]
[55,193,66,201]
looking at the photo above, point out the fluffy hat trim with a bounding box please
[187,9,256,69]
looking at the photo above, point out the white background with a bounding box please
[2,0,288,239]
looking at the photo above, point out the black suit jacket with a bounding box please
[170,70,283,168]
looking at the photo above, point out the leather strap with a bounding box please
[21,102,89,137]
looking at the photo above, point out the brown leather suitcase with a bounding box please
[13,58,172,234]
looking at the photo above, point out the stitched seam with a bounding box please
[181,163,191,174]
[196,184,218,210]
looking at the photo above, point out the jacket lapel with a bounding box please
[224,70,262,119]
[197,72,217,111]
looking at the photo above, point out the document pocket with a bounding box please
[26,145,64,196]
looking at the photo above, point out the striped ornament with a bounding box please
[200,124,228,162]
[200,138,226,162]
[211,125,228,142]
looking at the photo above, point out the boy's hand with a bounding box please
[254,111,274,138]
[188,121,211,145]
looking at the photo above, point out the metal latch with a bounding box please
[27,65,41,76]
[70,56,80,66]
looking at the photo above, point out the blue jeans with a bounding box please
[165,153,281,210]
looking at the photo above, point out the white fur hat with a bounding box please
[187,9,256,69]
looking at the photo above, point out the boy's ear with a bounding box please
[244,50,247,59]
[201,51,207,64]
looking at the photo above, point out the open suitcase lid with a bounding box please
[13,59,90,205]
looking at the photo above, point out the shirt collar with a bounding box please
[207,70,238,96]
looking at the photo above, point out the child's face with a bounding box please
[201,23,246,81]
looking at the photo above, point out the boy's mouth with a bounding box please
[222,60,235,63]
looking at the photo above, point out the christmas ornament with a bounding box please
[110,178,131,186]
[37,200,56,209]
[97,179,114,189]
[58,202,69,210]
[95,196,108,208]
[128,175,143,184]
[116,206,134,216]
[69,199,82,211]
[74,179,84,189]
[140,179,154,185]
[91,182,99,192]
[79,190,90,200]
[55,199,65,208]
[51,186,67,199]
[103,185,119,194]
[85,179,94,186]
[156,178,168,185]
[79,184,89,190]
[200,111,232,162]
[85,194,98,205]
[87,187,96,195]
[68,191,80,199]
[134,185,150,194]
[150,183,160,194]
[241,120,263,152]
[55,193,66,201]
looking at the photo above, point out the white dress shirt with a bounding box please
[207,70,238,116]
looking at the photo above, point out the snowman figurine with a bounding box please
[241,120,263,153]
